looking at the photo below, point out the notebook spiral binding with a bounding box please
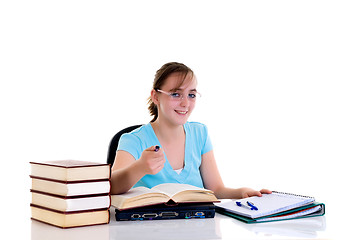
[272,191,315,200]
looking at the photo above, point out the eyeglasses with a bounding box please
[156,89,201,101]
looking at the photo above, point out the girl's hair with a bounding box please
[148,62,194,122]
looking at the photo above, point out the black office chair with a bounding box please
[106,125,143,167]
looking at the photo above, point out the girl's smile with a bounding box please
[175,110,188,115]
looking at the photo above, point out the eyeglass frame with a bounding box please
[155,88,201,101]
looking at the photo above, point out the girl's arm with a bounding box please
[200,150,271,199]
[110,146,166,194]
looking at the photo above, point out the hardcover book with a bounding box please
[31,190,110,212]
[31,204,109,228]
[111,183,218,210]
[31,176,110,196]
[30,160,110,182]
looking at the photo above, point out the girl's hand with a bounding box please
[137,146,166,175]
[240,188,272,198]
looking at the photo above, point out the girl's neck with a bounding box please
[151,119,184,142]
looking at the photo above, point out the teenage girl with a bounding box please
[111,62,271,198]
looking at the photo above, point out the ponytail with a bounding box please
[147,97,158,122]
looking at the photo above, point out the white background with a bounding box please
[1,0,358,237]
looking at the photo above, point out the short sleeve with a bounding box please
[201,124,213,155]
[117,133,142,160]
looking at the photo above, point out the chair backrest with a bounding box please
[106,125,143,167]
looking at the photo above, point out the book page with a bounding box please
[115,187,153,199]
[111,186,170,210]
[152,183,209,197]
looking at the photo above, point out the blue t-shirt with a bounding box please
[117,121,213,188]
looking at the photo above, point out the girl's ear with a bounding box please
[151,89,160,105]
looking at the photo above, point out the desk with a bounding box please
[31,207,340,240]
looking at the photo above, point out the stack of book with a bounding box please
[30,160,111,228]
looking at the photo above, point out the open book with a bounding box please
[111,183,218,210]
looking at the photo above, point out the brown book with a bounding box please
[111,183,218,210]
[30,160,110,182]
[31,204,109,228]
[31,190,111,212]
[31,176,111,197]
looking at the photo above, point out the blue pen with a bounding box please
[236,201,252,210]
[247,201,258,211]
[236,201,259,211]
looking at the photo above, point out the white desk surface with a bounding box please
[30,205,354,239]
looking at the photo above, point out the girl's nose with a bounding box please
[180,95,189,107]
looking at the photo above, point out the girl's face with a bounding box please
[153,73,198,127]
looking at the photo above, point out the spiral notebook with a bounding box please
[215,191,325,223]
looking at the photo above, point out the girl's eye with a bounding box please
[188,93,197,99]
[170,92,181,98]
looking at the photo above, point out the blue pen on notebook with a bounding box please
[236,201,259,211]
[247,201,258,211]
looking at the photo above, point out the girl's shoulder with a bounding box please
[185,121,209,134]
[120,123,152,141]
[118,123,154,156]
